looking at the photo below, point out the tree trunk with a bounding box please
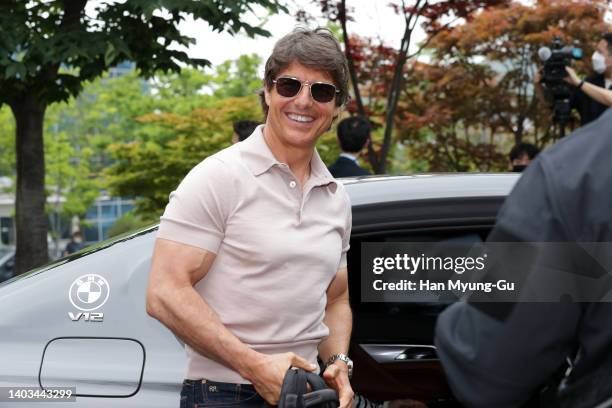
[338,0,379,171]
[377,26,413,174]
[10,96,49,275]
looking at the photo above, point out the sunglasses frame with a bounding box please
[272,76,340,103]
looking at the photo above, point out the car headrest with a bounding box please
[277,367,339,408]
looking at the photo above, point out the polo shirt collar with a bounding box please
[240,125,339,192]
[310,148,338,192]
[239,125,280,176]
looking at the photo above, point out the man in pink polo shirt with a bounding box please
[146,28,354,408]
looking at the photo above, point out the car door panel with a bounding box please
[348,197,504,405]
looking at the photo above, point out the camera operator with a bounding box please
[564,66,612,108]
[536,33,612,127]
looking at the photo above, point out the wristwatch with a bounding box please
[326,354,353,378]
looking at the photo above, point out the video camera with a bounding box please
[538,37,583,137]
[539,37,583,83]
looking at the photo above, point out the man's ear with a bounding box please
[264,86,272,106]
[326,105,344,132]
[332,103,344,123]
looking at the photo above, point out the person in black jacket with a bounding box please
[328,116,371,178]
[435,109,612,408]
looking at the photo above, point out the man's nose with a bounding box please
[294,83,314,107]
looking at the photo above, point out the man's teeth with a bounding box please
[287,113,314,123]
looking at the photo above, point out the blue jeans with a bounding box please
[180,379,267,408]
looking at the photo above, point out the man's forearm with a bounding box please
[318,298,352,363]
[148,284,261,379]
[582,81,612,107]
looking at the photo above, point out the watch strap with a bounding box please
[325,354,353,378]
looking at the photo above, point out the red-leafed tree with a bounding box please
[398,0,610,171]
[301,0,509,173]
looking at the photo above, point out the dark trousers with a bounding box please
[180,379,267,408]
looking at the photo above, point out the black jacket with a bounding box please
[435,110,612,408]
[328,156,370,178]
[570,73,610,126]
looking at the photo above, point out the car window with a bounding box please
[347,227,491,310]
[347,226,493,344]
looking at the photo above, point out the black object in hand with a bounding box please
[276,367,339,408]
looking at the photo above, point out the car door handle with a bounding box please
[395,346,437,361]
[360,344,438,363]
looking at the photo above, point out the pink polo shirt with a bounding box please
[157,126,352,383]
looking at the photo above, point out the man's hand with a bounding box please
[322,362,354,408]
[564,66,581,86]
[242,352,317,405]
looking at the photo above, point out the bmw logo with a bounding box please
[69,274,110,311]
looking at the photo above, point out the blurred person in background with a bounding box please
[508,142,540,172]
[62,231,85,256]
[232,119,261,144]
[328,116,371,178]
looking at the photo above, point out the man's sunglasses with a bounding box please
[272,76,339,103]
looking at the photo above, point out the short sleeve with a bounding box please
[157,157,235,253]
[338,194,352,269]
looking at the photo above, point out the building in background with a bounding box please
[82,195,134,243]
[0,181,135,255]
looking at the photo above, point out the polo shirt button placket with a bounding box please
[287,179,303,224]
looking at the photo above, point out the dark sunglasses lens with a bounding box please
[311,83,336,103]
[276,78,301,97]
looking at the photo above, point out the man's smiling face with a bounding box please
[264,61,341,150]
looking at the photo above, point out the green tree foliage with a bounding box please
[0,0,285,274]
[208,54,264,98]
[105,96,262,220]
[0,107,15,177]
[106,212,152,238]
[45,129,99,252]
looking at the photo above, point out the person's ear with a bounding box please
[264,86,272,107]
[326,105,344,133]
[331,103,343,123]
